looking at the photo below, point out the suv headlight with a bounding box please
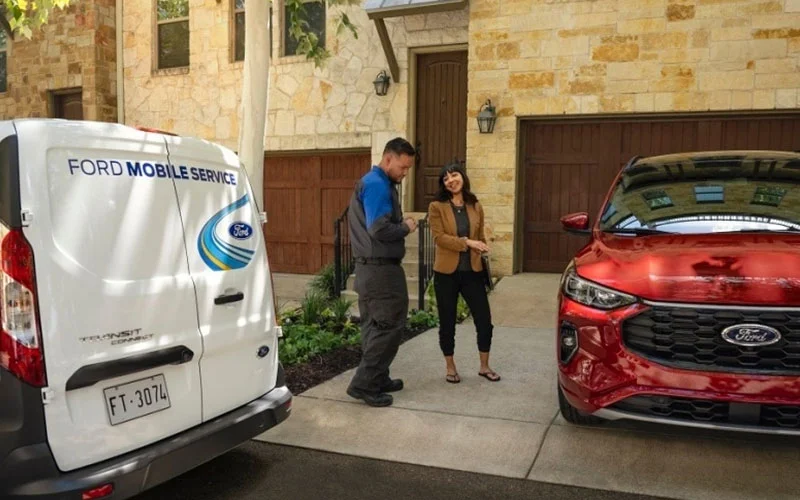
[561,263,636,310]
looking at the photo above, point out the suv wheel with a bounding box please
[558,385,604,426]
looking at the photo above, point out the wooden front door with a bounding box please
[520,114,800,273]
[52,89,83,120]
[414,51,467,211]
[263,151,369,274]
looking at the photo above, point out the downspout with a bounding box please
[115,0,124,124]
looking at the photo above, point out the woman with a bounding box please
[428,163,500,383]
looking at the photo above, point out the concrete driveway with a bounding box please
[257,274,800,500]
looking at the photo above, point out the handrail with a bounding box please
[417,215,434,311]
[333,207,353,297]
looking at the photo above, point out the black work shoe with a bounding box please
[380,379,404,393]
[346,387,393,407]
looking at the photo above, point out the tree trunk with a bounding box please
[237,0,271,213]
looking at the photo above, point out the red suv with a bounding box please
[557,150,800,434]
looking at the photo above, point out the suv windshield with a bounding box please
[598,152,800,235]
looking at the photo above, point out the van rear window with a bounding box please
[0,135,20,228]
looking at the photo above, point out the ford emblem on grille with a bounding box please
[721,324,782,347]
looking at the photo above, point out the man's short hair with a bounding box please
[383,137,416,157]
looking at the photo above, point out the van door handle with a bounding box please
[215,291,244,305]
[66,346,194,391]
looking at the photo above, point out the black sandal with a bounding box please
[478,370,501,382]
[446,373,461,384]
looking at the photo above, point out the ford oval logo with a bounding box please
[228,222,253,240]
[721,324,782,347]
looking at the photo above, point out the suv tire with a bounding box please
[558,384,604,426]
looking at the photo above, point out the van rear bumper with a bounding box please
[2,385,292,500]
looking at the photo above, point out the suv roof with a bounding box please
[630,150,800,170]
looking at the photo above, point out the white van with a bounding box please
[0,119,291,499]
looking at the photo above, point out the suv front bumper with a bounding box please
[558,296,800,434]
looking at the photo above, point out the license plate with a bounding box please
[103,374,171,426]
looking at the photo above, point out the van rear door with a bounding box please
[165,137,279,421]
[15,120,204,472]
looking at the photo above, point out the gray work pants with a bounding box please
[348,262,409,394]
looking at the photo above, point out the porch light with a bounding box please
[477,99,497,134]
[373,70,391,96]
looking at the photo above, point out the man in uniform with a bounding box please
[346,138,417,407]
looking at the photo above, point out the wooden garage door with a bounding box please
[263,151,369,274]
[521,114,800,273]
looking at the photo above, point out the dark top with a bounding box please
[451,202,472,271]
[349,166,409,260]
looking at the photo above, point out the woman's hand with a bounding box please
[466,239,490,253]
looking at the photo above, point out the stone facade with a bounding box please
[466,0,800,274]
[123,0,243,147]
[120,0,800,276]
[122,0,469,163]
[0,0,117,122]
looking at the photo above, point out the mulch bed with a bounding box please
[283,322,433,395]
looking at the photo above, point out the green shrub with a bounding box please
[422,279,471,323]
[300,290,328,325]
[408,309,439,329]
[329,296,355,325]
[309,264,337,300]
[279,323,360,366]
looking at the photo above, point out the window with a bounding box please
[752,186,787,207]
[284,0,325,57]
[642,189,673,210]
[234,0,245,61]
[599,157,800,235]
[233,1,274,62]
[156,0,189,69]
[0,30,7,92]
[694,185,724,204]
[600,203,617,223]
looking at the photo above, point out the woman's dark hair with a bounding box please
[436,162,478,205]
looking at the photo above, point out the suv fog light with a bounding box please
[560,322,579,364]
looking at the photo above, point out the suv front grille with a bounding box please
[612,395,800,429]
[613,395,728,423]
[622,305,800,374]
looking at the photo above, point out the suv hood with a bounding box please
[574,232,800,306]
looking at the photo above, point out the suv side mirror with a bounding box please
[561,212,591,235]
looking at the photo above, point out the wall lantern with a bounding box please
[477,99,497,134]
[373,70,391,96]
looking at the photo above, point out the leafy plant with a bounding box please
[329,296,354,325]
[2,0,71,39]
[408,309,438,329]
[309,263,337,301]
[300,290,327,325]
[456,295,470,323]
[422,279,471,323]
[278,318,360,366]
[284,0,360,67]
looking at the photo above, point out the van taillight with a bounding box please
[0,225,46,387]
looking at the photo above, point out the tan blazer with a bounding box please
[428,200,487,274]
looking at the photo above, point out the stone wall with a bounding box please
[123,0,243,147]
[0,0,117,122]
[466,0,800,275]
[122,0,469,162]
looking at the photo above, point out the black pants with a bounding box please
[348,263,408,394]
[434,271,493,357]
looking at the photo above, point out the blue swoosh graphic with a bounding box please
[198,194,255,271]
